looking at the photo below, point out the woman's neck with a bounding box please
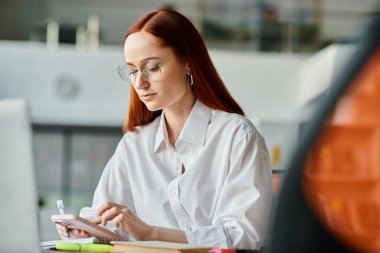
[164,96,196,147]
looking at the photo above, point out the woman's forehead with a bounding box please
[124,32,172,62]
[124,32,165,52]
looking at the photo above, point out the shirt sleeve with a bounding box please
[79,137,135,239]
[91,139,135,210]
[184,130,273,249]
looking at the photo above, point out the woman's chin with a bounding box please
[143,102,162,112]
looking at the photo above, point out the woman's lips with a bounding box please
[140,93,157,101]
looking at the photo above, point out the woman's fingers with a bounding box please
[111,211,153,241]
[96,202,126,217]
[71,229,89,238]
[56,224,65,232]
[96,201,114,217]
[99,206,122,226]
[96,202,130,226]
[92,216,102,225]
[56,224,69,239]
[55,224,88,239]
[112,213,125,228]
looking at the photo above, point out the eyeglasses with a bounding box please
[118,55,175,83]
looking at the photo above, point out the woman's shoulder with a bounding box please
[209,111,269,149]
[211,110,258,135]
[121,116,161,143]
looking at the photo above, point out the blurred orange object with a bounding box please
[303,47,380,253]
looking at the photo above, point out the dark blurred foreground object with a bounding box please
[265,9,380,253]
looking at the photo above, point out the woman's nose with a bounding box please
[133,72,149,90]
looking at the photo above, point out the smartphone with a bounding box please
[51,214,124,241]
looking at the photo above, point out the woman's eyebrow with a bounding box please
[126,56,161,66]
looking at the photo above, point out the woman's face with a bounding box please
[123,31,193,112]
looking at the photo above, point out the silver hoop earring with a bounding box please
[188,74,194,86]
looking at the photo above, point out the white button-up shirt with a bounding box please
[83,100,272,249]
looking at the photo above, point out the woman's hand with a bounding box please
[94,202,155,241]
[55,224,89,240]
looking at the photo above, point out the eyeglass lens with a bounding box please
[120,60,161,83]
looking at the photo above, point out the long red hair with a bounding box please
[123,10,244,133]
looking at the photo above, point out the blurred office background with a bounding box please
[0,0,378,240]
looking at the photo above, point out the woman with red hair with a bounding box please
[57,9,272,250]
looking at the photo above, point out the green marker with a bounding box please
[56,242,113,252]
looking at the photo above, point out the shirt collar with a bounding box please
[154,100,212,152]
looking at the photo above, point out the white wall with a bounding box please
[211,50,306,120]
[0,41,307,126]
[0,41,129,126]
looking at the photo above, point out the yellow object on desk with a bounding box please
[56,242,113,252]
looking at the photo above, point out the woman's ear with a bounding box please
[185,60,192,74]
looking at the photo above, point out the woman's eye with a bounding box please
[145,61,160,72]
[128,68,138,75]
